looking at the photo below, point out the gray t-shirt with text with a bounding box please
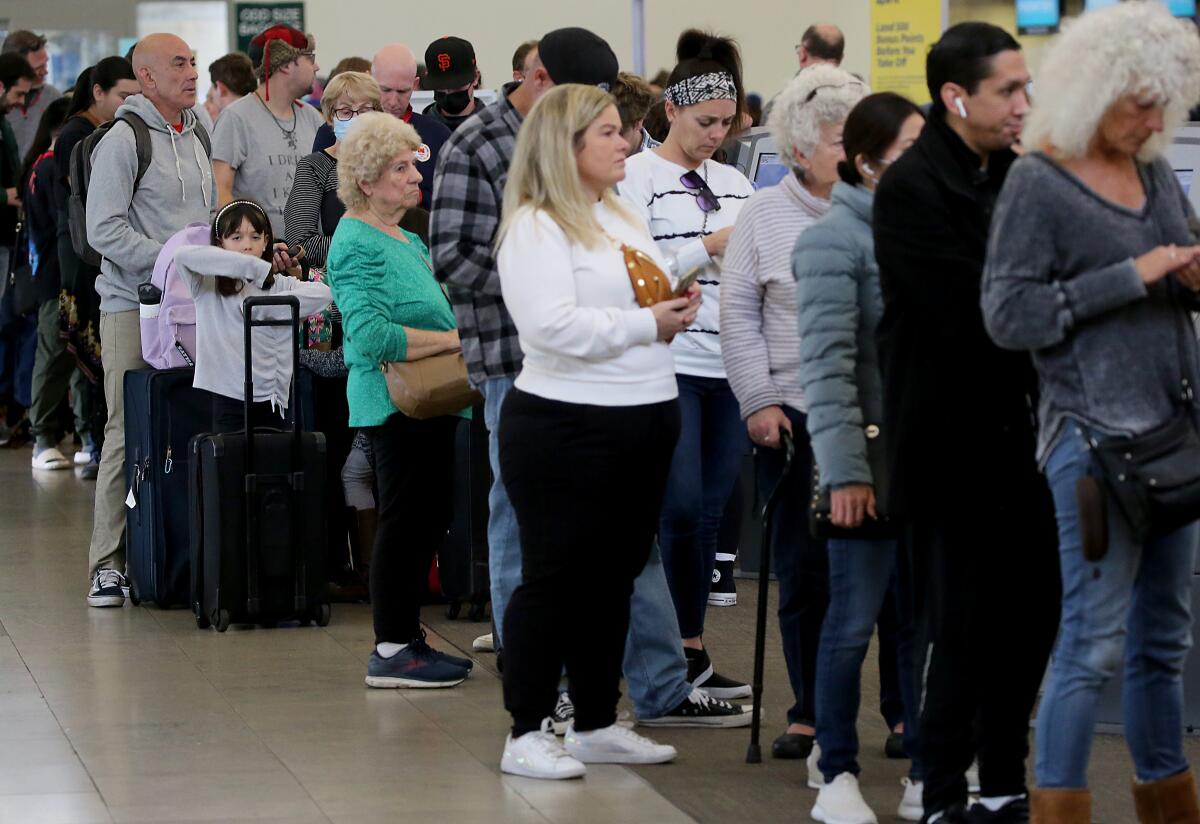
[212,93,324,236]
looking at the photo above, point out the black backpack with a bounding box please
[67,112,212,266]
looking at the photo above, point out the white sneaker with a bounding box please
[472,632,494,652]
[812,773,877,824]
[563,722,676,764]
[966,761,980,793]
[807,742,826,789]
[74,449,93,466]
[898,777,924,821]
[501,719,586,780]
[32,446,71,470]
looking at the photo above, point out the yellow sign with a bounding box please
[871,0,946,105]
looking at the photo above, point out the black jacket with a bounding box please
[872,113,1043,518]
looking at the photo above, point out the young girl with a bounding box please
[175,199,332,432]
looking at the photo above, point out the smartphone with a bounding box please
[287,244,304,260]
[674,266,702,298]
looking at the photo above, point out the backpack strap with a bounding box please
[118,113,154,193]
[193,119,212,158]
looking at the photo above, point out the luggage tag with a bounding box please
[126,484,137,510]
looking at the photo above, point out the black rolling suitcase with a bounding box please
[123,367,210,608]
[189,296,330,631]
[439,408,491,621]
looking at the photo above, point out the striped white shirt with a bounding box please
[618,150,753,378]
[720,172,831,417]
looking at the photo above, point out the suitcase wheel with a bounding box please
[215,609,231,633]
[314,603,332,627]
[468,602,487,622]
[446,601,462,620]
[128,586,140,607]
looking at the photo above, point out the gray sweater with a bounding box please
[795,182,885,489]
[982,152,1200,462]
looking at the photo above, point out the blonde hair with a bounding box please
[497,84,638,251]
[770,63,868,172]
[336,112,422,212]
[1024,2,1200,161]
[320,70,382,122]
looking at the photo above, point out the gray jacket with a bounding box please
[87,94,214,313]
[982,152,1200,463]
[795,182,884,489]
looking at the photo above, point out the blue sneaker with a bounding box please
[365,640,469,689]
[414,630,473,673]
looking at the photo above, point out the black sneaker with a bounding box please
[924,803,971,824]
[684,647,752,700]
[87,569,127,608]
[968,797,1029,824]
[550,691,575,735]
[708,553,737,606]
[365,639,469,689]
[638,688,752,728]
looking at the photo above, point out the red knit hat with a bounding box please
[248,24,315,100]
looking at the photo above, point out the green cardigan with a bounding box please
[327,217,465,427]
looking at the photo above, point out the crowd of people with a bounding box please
[2,4,1200,823]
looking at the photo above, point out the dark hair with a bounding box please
[20,96,71,191]
[666,30,745,117]
[512,40,538,73]
[2,30,47,57]
[124,41,137,63]
[330,56,371,80]
[68,65,96,116]
[643,99,669,143]
[212,201,275,296]
[611,72,657,129]
[0,53,36,92]
[209,53,257,97]
[838,92,925,186]
[926,22,1021,112]
[801,24,845,63]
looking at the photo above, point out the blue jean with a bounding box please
[756,406,829,726]
[816,537,923,782]
[482,376,692,719]
[1036,424,1198,788]
[659,374,749,638]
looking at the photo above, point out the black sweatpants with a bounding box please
[366,411,458,644]
[915,481,1062,814]
[499,388,680,737]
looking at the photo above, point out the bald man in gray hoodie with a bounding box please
[84,33,214,608]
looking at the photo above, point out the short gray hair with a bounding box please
[770,64,868,172]
[1024,2,1200,161]
[336,112,422,211]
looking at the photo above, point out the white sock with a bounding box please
[376,642,408,658]
[927,814,944,824]
[979,794,1025,812]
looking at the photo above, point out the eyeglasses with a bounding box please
[805,79,867,103]
[333,104,377,121]
[680,170,721,214]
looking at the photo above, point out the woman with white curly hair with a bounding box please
[983,4,1200,821]
[719,63,869,767]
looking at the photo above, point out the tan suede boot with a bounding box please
[1030,787,1091,824]
[1133,771,1200,824]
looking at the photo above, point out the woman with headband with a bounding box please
[617,29,754,703]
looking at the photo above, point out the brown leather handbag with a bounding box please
[380,352,481,419]
[615,239,672,308]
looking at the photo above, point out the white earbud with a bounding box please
[954,97,968,119]
[863,162,876,176]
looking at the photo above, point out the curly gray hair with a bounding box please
[770,64,869,173]
[336,112,423,212]
[1023,2,1200,161]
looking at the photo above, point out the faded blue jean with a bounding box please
[1036,423,1198,788]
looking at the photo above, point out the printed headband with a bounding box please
[664,72,737,108]
[215,199,270,229]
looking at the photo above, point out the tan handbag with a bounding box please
[380,352,481,419]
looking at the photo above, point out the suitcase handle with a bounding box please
[241,296,306,614]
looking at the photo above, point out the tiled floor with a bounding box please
[3,440,1198,823]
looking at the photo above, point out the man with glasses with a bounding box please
[764,24,846,125]
[212,24,323,236]
[311,43,450,205]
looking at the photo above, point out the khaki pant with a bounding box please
[88,309,148,578]
[30,297,89,448]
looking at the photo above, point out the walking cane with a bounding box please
[746,428,795,764]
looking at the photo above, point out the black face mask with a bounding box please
[435,89,472,116]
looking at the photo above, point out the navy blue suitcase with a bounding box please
[123,367,210,608]
[439,408,491,621]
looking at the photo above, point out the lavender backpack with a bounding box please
[140,223,210,369]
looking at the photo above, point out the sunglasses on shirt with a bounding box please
[679,170,721,214]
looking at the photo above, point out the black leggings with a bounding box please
[365,411,458,644]
[499,388,680,737]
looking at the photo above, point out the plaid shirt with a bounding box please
[430,87,524,386]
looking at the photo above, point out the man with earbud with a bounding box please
[872,22,1062,824]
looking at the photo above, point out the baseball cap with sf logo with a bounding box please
[423,36,477,91]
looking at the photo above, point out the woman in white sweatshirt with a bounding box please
[174,199,331,431]
[494,84,699,781]
[616,30,754,700]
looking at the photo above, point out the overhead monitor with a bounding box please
[1165,0,1197,16]
[1083,0,1120,10]
[1016,0,1061,34]
[752,151,788,189]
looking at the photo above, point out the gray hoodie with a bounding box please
[87,94,214,313]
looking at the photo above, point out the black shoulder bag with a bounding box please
[809,423,897,540]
